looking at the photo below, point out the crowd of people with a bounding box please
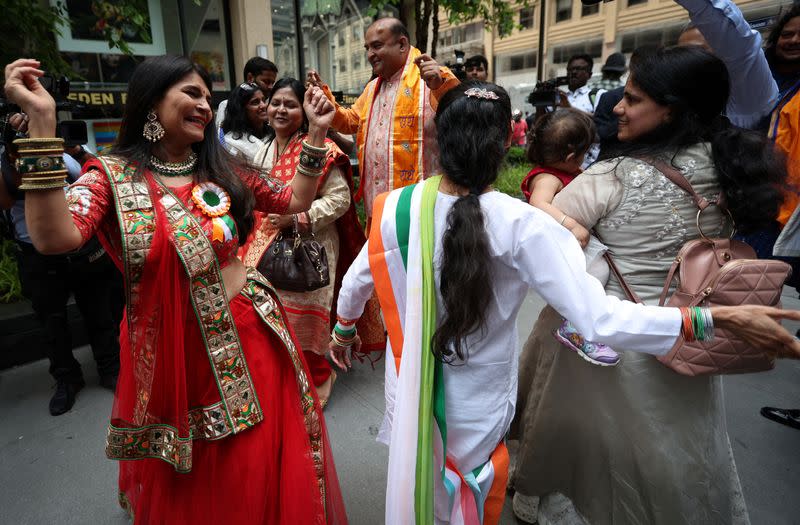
[2,0,800,523]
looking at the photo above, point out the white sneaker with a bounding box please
[512,492,539,524]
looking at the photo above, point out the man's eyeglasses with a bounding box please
[567,66,590,73]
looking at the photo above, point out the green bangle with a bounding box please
[334,325,356,338]
[691,307,704,341]
[15,155,65,175]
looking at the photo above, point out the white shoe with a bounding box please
[512,492,539,524]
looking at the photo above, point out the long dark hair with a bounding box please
[220,82,270,140]
[431,82,511,363]
[609,46,786,233]
[267,77,309,134]
[113,55,254,243]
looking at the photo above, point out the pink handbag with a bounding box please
[604,159,792,376]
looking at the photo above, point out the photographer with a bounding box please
[0,112,121,416]
[561,54,605,114]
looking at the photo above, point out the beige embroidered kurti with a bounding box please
[511,144,749,525]
[251,140,351,355]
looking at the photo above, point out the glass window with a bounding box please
[581,3,599,16]
[628,0,647,5]
[496,52,537,73]
[272,0,299,78]
[620,26,683,53]
[556,0,573,22]
[293,0,399,94]
[466,22,481,41]
[551,39,602,65]
[57,0,232,90]
[520,7,535,29]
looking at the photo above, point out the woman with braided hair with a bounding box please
[327,81,800,525]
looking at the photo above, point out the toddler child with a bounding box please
[521,108,620,366]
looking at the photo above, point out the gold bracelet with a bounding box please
[20,169,68,180]
[18,179,66,191]
[16,148,64,155]
[14,137,64,146]
[20,174,68,183]
[14,139,65,155]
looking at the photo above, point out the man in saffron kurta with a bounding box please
[308,18,459,218]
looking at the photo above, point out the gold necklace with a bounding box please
[149,152,197,177]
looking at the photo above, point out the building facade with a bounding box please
[435,0,788,113]
[51,0,788,148]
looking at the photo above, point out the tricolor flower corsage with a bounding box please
[191,182,236,242]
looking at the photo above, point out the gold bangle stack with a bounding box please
[13,138,67,191]
[297,140,327,178]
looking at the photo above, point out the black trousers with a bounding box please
[15,240,122,383]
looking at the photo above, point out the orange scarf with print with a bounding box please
[330,47,430,203]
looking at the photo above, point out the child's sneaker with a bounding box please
[554,319,620,366]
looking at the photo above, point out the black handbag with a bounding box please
[257,223,330,293]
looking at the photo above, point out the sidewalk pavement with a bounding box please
[1,290,798,524]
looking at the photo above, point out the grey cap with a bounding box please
[601,52,626,73]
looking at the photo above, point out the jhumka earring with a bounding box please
[143,110,165,142]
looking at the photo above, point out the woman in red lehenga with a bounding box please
[4,55,347,524]
[240,78,385,406]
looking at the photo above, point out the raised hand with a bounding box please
[4,59,57,137]
[306,70,324,89]
[414,54,444,90]
[304,86,334,133]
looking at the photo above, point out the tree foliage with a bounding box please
[440,0,528,38]
[368,0,530,57]
[0,0,176,78]
[0,0,74,76]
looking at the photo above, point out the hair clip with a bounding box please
[464,87,499,100]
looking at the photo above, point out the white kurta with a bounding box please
[337,189,682,478]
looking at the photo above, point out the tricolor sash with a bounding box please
[369,177,508,525]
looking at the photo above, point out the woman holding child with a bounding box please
[328,79,798,525]
[511,46,789,525]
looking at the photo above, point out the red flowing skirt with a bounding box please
[117,294,346,524]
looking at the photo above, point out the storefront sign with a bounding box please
[66,90,127,119]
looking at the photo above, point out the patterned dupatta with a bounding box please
[241,134,387,356]
[331,47,429,204]
[91,157,322,479]
[369,177,508,525]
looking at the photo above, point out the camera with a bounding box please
[0,73,87,147]
[444,50,467,82]
[527,76,569,108]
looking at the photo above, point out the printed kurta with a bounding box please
[322,47,459,218]
[246,136,350,385]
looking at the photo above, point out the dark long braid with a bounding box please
[432,82,512,363]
